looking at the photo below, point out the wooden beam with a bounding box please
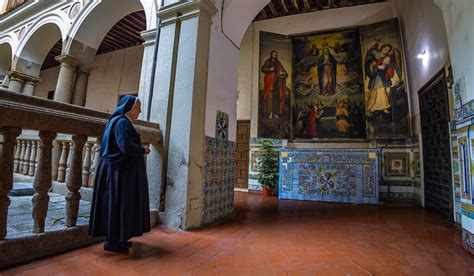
[303,0,311,12]
[292,0,300,12]
[279,0,289,14]
[269,2,278,17]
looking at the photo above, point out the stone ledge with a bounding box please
[0,226,103,269]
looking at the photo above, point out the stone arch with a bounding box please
[65,0,152,61]
[0,42,13,82]
[13,13,67,77]
[221,0,270,46]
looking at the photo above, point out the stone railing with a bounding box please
[14,137,101,188]
[0,88,161,267]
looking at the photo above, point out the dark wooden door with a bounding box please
[418,71,453,222]
[236,120,250,188]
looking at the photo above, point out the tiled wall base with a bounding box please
[202,136,236,226]
[462,229,474,255]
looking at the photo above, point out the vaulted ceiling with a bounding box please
[42,11,146,70]
[253,0,386,21]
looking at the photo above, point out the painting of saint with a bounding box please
[258,32,291,139]
[292,29,365,139]
[361,18,410,139]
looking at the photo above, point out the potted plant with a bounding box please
[257,140,279,197]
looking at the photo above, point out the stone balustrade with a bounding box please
[0,88,161,240]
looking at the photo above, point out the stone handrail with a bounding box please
[0,88,161,240]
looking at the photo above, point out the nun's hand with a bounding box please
[143,145,151,155]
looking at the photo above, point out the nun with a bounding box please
[89,95,151,253]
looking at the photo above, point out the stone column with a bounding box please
[6,71,24,93]
[6,71,41,95]
[32,131,56,233]
[72,66,94,106]
[66,135,87,227]
[22,141,32,175]
[54,55,81,104]
[28,141,38,176]
[153,0,217,229]
[0,127,22,240]
[57,142,69,182]
[82,143,92,187]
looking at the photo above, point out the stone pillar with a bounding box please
[22,81,37,96]
[54,55,81,104]
[31,131,57,233]
[57,142,69,182]
[0,127,22,240]
[82,143,92,187]
[6,71,41,95]
[138,28,157,120]
[22,141,31,175]
[72,66,93,106]
[13,139,22,172]
[6,72,24,93]
[152,0,217,229]
[66,135,87,227]
[28,141,38,176]
[18,140,26,173]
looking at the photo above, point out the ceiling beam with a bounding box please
[279,0,289,14]
[292,0,300,12]
[269,2,278,17]
[303,0,310,12]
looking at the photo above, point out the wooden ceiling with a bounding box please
[42,11,146,70]
[253,0,386,21]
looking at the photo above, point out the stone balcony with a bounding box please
[0,88,162,269]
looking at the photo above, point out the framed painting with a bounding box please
[292,29,365,139]
[258,31,292,139]
[360,18,410,139]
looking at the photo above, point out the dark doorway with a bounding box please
[236,120,250,189]
[418,70,453,222]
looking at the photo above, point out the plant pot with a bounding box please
[262,187,272,197]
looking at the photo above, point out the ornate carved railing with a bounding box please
[0,88,161,242]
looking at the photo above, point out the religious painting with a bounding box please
[292,29,365,139]
[258,31,292,139]
[383,152,409,177]
[360,18,410,139]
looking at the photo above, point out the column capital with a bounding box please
[7,71,41,83]
[55,54,83,68]
[141,28,158,46]
[158,0,217,26]
[77,64,96,75]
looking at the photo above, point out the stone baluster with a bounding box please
[22,141,32,175]
[90,138,102,188]
[0,127,22,240]
[82,143,92,187]
[65,142,74,180]
[18,140,26,173]
[34,144,40,176]
[28,141,38,176]
[13,139,21,172]
[32,131,57,233]
[57,142,69,182]
[66,135,87,227]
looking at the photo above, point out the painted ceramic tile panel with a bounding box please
[383,152,410,177]
[458,135,471,202]
[279,148,378,204]
[360,18,410,139]
[411,152,421,178]
[292,29,365,139]
[258,31,292,139]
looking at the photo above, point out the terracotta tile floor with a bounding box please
[2,192,474,275]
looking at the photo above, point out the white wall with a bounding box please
[236,2,395,137]
[435,0,474,103]
[36,45,144,113]
[391,0,450,134]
